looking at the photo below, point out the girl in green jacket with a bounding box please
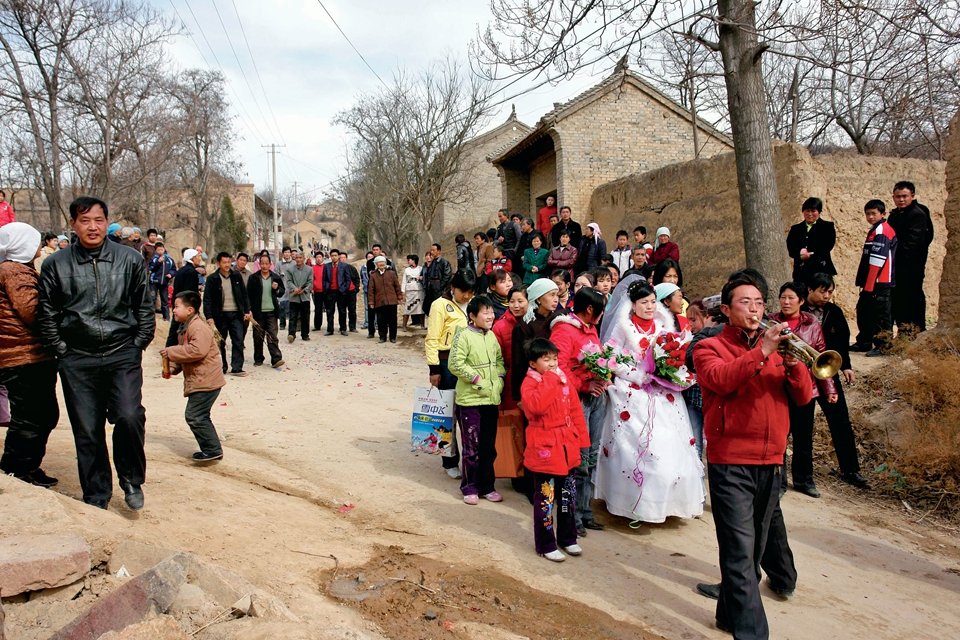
[448,295,506,505]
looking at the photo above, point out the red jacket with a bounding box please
[0,201,14,228]
[693,324,813,465]
[492,311,520,410]
[312,263,325,293]
[485,257,512,275]
[651,241,680,266]
[549,312,600,394]
[520,368,589,475]
[537,205,557,238]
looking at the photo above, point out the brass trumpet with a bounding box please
[752,316,842,380]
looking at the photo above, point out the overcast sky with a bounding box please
[152,0,610,204]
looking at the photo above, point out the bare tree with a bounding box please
[475,0,793,287]
[334,58,492,255]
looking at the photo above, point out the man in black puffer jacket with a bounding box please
[37,196,155,511]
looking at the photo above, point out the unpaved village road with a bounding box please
[10,326,960,639]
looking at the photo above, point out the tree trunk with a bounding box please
[716,0,791,293]
[938,110,960,328]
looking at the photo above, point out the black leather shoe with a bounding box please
[793,483,821,498]
[849,342,872,352]
[86,498,109,510]
[767,578,795,599]
[576,523,587,537]
[696,582,720,600]
[10,468,59,488]
[841,472,870,489]
[340,330,348,336]
[121,482,144,510]
[583,518,605,531]
[325,331,334,336]
[716,619,733,633]
[192,451,223,462]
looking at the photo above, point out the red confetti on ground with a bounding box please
[442,620,455,631]
[337,503,355,514]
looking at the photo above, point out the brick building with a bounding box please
[439,108,531,235]
[490,63,733,225]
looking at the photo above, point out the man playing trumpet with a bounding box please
[694,269,813,639]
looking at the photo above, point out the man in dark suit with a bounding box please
[335,251,361,334]
[322,248,344,336]
[786,197,837,287]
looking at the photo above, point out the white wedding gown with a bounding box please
[594,301,705,524]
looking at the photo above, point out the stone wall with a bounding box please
[589,143,947,318]
[555,84,732,220]
[939,112,960,328]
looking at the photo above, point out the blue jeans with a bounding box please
[575,392,606,524]
[687,404,704,459]
[362,291,370,327]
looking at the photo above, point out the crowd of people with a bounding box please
[0,180,936,639]
[420,184,932,638]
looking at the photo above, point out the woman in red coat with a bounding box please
[492,287,528,411]
[520,338,589,562]
[650,226,680,267]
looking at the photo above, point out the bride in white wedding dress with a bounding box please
[594,278,705,524]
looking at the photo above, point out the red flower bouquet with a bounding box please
[643,331,695,391]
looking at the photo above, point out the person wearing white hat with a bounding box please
[510,278,561,405]
[166,248,203,347]
[654,282,690,332]
[0,222,60,488]
[575,222,607,273]
[650,226,680,267]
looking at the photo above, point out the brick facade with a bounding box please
[492,68,733,230]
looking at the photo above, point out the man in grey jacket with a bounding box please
[37,196,154,511]
[284,249,313,343]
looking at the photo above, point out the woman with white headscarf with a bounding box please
[576,222,608,273]
[0,222,60,487]
[650,226,680,267]
[510,278,562,405]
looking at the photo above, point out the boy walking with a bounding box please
[853,199,897,356]
[161,291,226,462]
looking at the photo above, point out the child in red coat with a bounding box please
[520,338,590,562]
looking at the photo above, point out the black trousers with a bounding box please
[252,311,283,365]
[288,300,310,338]
[855,288,892,350]
[374,305,398,341]
[325,291,343,332]
[0,360,59,474]
[165,320,181,348]
[341,291,358,331]
[59,346,147,505]
[213,312,245,373]
[815,377,861,475]
[760,503,797,592]
[312,292,326,331]
[787,400,816,487]
[185,389,222,455]
[891,259,927,333]
[708,463,781,640]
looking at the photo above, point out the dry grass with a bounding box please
[848,330,960,520]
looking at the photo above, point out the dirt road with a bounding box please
[11,327,960,639]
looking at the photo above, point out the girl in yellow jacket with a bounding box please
[424,270,476,478]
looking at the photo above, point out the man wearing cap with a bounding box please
[37,196,155,511]
[166,248,202,347]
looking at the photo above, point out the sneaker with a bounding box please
[325,331,334,336]
[541,550,566,562]
[582,518,605,531]
[463,494,479,505]
[230,370,248,377]
[120,482,144,511]
[287,335,295,343]
[445,467,462,479]
[562,544,582,556]
[576,523,587,537]
[272,359,285,369]
[390,338,397,343]
[192,451,223,462]
[482,491,503,502]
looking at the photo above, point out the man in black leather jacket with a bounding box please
[37,196,155,511]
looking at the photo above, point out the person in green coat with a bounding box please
[448,295,506,505]
[522,233,549,285]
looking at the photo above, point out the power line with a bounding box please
[314,0,389,89]
[177,0,268,143]
[229,0,287,145]
[210,0,286,144]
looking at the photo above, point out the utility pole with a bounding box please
[262,144,286,252]
[291,181,301,223]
